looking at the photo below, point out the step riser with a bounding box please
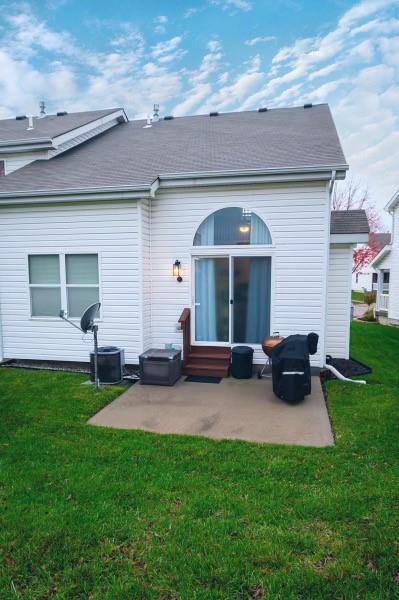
[188,356,230,366]
[184,345,231,378]
[184,367,229,378]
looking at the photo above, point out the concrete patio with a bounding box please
[89,375,334,447]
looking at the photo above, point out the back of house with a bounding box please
[0,103,369,372]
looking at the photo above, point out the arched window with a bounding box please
[193,207,272,246]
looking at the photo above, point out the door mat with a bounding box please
[185,375,222,384]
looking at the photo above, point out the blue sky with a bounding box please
[0,0,398,216]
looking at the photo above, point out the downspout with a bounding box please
[325,169,367,385]
[324,357,366,384]
[329,169,336,196]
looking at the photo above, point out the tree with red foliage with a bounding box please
[332,176,386,274]
[352,232,381,274]
[332,176,381,232]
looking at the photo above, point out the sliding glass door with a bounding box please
[194,257,229,342]
[193,255,271,345]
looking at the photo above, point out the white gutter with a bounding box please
[0,164,349,204]
[159,164,348,181]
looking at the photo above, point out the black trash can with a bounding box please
[231,345,254,379]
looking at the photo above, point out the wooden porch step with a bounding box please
[187,352,230,364]
[184,363,230,378]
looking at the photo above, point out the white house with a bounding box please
[352,233,391,292]
[0,104,369,375]
[372,191,399,325]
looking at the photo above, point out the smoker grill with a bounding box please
[271,333,319,403]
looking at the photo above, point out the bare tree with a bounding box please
[331,175,382,232]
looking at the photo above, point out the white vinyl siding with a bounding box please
[148,182,330,367]
[140,199,152,352]
[0,201,140,363]
[388,206,399,321]
[325,245,353,359]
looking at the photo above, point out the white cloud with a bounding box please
[153,15,168,34]
[184,7,199,18]
[245,36,276,46]
[151,36,182,58]
[210,0,252,14]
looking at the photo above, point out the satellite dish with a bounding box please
[59,302,102,390]
[80,302,101,334]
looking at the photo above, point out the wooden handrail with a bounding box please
[178,308,190,324]
[178,308,191,367]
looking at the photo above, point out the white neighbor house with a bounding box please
[0,104,369,374]
[372,191,399,325]
[352,233,391,292]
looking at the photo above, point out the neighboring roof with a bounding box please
[330,210,369,235]
[0,109,123,143]
[0,103,347,195]
[386,189,399,213]
[375,232,391,250]
[372,244,392,268]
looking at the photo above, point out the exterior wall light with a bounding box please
[173,260,183,282]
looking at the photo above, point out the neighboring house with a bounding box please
[0,103,369,374]
[372,191,399,325]
[352,233,391,292]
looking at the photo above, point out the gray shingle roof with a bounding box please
[375,232,391,249]
[330,210,369,235]
[0,103,347,194]
[0,109,122,143]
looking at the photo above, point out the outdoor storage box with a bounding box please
[231,345,254,379]
[139,348,182,386]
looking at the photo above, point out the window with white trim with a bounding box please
[29,253,99,318]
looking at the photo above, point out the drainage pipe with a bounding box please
[324,362,366,385]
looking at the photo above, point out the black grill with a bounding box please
[271,333,318,403]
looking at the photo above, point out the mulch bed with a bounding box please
[0,358,139,377]
[321,357,372,382]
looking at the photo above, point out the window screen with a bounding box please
[29,255,61,316]
[66,254,99,318]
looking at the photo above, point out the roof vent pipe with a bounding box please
[27,116,34,130]
[143,115,152,129]
[39,100,46,118]
[152,103,160,122]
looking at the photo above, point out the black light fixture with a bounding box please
[173,260,183,282]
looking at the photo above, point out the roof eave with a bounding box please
[385,189,399,213]
[371,244,392,268]
[0,184,152,205]
[330,232,369,244]
[0,138,54,153]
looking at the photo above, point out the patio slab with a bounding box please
[89,376,334,447]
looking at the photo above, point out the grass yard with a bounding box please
[1,322,399,599]
[352,290,365,303]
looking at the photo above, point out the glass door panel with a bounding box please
[194,257,229,342]
[233,257,271,344]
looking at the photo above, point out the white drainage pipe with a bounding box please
[324,363,366,385]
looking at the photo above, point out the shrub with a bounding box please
[362,307,376,321]
[363,290,376,307]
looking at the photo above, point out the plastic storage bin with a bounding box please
[139,348,182,385]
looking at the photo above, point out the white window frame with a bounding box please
[190,246,275,348]
[27,251,102,321]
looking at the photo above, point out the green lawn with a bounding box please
[352,290,365,303]
[1,322,399,599]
